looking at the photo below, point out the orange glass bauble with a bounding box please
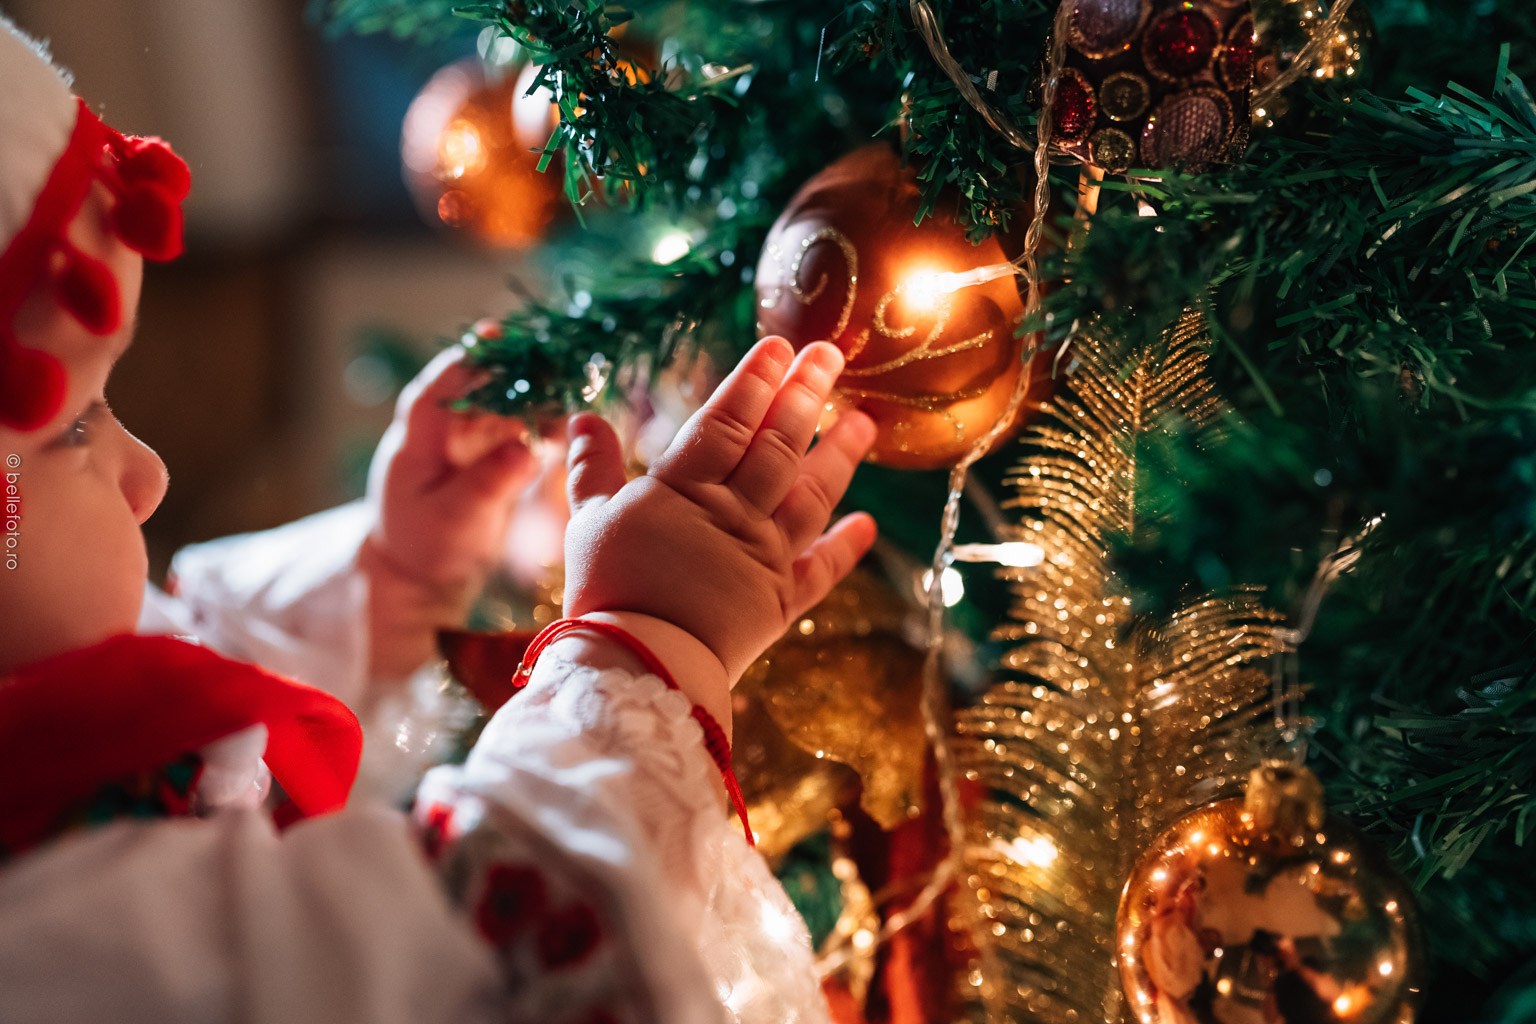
[755,144,1045,470]
[401,60,563,247]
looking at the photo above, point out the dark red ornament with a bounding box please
[1143,8,1220,79]
[1054,69,1098,139]
[1051,0,1252,173]
[1220,13,1255,91]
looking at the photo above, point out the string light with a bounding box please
[900,262,1022,312]
[919,567,965,607]
[994,835,1059,868]
[652,231,693,264]
[951,541,1045,567]
[901,268,947,311]
[436,120,486,180]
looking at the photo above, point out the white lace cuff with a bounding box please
[417,653,831,1024]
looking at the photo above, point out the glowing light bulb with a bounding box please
[920,567,965,607]
[994,836,1059,868]
[951,541,1046,567]
[902,268,947,310]
[652,231,692,265]
[437,120,486,180]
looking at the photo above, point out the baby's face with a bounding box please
[0,183,167,672]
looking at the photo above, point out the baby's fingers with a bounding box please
[725,342,844,516]
[788,513,878,621]
[397,348,480,441]
[775,409,876,551]
[651,336,793,486]
[566,413,626,515]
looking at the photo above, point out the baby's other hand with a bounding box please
[562,336,877,685]
[361,348,536,678]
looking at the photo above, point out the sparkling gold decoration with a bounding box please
[754,144,1050,469]
[1251,0,1374,127]
[401,59,564,246]
[1101,71,1153,122]
[1091,127,1138,173]
[1117,764,1423,1024]
[823,816,883,1009]
[951,312,1294,1023]
[731,680,860,861]
[733,569,928,857]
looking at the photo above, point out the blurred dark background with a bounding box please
[4,0,524,579]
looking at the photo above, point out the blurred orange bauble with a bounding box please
[755,144,1046,470]
[401,60,564,247]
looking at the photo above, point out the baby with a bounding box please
[0,18,876,1024]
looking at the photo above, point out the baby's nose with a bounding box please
[122,433,168,524]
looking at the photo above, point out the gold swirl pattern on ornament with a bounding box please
[838,382,993,444]
[841,287,995,378]
[764,224,1012,449]
[758,227,860,341]
[949,311,1293,1023]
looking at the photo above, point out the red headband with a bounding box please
[0,98,189,432]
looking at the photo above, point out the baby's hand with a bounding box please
[361,348,537,680]
[561,337,877,688]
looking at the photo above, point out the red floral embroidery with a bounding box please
[475,864,548,945]
[537,902,604,968]
[418,802,455,861]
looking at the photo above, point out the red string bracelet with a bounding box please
[515,617,754,847]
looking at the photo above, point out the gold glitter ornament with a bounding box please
[1251,0,1375,128]
[730,678,861,861]
[1090,127,1139,173]
[951,313,1294,1024]
[1117,763,1423,1024]
[735,568,928,841]
[754,144,1051,469]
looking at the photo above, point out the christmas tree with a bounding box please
[320,2,1535,1021]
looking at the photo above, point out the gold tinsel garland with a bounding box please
[951,312,1293,1023]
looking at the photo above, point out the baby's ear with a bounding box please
[565,415,626,514]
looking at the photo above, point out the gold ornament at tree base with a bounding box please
[733,568,929,859]
[1117,763,1423,1024]
[401,59,564,246]
[754,144,1050,470]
